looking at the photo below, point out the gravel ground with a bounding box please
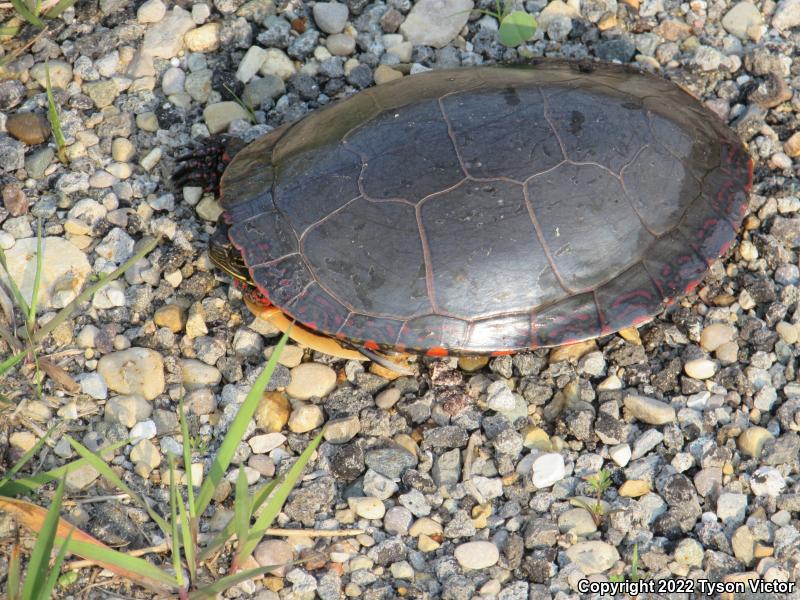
[1,0,800,598]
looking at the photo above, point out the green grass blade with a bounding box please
[177,489,196,584]
[0,246,31,319]
[195,331,289,515]
[0,349,25,378]
[44,61,68,164]
[8,538,21,600]
[232,466,250,566]
[239,432,323,561]
[43,0,79,18]
[27,218,43,327]
[66,436,171,535]
[0,440,128,497]
[196,478,281,562]
[168,459,185,590]
[0,426,54,489]
[64,539,178,588]
[178,401,196,517]
[41,527,74,599]
[9,0,44,26]
[21,477,65,600]
[187,565,287,599]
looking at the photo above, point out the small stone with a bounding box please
[287,363,337,399]
[79,373,108,400]
[700,323,736,351]
[348,496,386,520]
[409,517,443,537]
[716,341,739,364]
[717,492,747,526]
[522,426,552,451]
[363,469,398,500]
[10,432,37,452]
[185,23,221,52]
[237,46,269,83]
[248,432,286,454]
[2,184,26,216]
[772,0,800,30]
[619,479,650,497]
[203,102,251,134]
[722,2,763,39]
[24,147,54,179]
[776,321,797,344]
[326,33,356,56]
[609,443,631,467]
[684,358,717,379]
[454,541,499,570]
[136,112,159,132]
[785,132,800,158]
[374,65,402,85]
[138,0,166,23]
[131,438,160,470]
[400,0,473,48]
[98,348,165,400]
[140,148,162,172]
[256,392,290,432]
[111,138,136,162]
[259,48,296,80]
[558,508,598,535]
[531,453,565,488]
[180,359,222,390]
[417,534,440,552]
[105,395,152,428]
[254,539,294,575]
[538,0,580,29]
[750,466,785,496]
[737,426,774,457]
[313,2,349,34]
[565,541,620,575]
[324,415,360,443]
[486,380,516,411]
[30,61,73,90]
[623,394,676,424]
[384,506,413,535]
[154,304,186,332]
[84,80,120,108]
[6,113,50,145]
[458,356,489,372]
[674,538,704,566]
[550,339,597,363]
[365,445,417,479]
[288,403,324,433]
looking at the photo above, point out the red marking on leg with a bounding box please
[426,346,448,357]
[490,349,514,356]
[364,340,379,351]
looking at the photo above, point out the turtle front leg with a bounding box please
[172,135,247,194]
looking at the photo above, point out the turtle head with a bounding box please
[209,219,273,306]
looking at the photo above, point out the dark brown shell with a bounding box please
[220,60,752,355]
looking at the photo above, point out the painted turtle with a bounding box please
[180,60,753,366]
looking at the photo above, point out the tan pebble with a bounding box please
[753,543,773,558]
[776,321,798,344]
[458,356,489,372]
[417,534,440,552]
[700,323,736,351]
[785,132,800,157]
[255,391,290,432]
[6,112,51,145]
[409,517,443,537]
[286,362,337,399]
[715,341,739,364]
[618,326,642,345]
[288,403,324,433]
[347,496,386,520]
[154,304,186,332]
[550,339,597,363]
[684,357,717,379]
[374,64,403,85]
[522,425,552,450]
[737,426,774,458]
[619,479,650,497]
[471,503,492,528]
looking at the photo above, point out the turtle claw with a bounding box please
[172,134,245,195]
[351,344,415,376]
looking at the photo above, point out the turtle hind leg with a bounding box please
[348,344,415,376]
[172,134,246,194]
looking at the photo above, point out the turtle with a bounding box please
[174,59,753,372]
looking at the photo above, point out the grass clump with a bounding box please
[570,468,613,527]
[0,333,337,598]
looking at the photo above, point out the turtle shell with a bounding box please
[219,60,753,356]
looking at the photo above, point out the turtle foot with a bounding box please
[172,135,246,195]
